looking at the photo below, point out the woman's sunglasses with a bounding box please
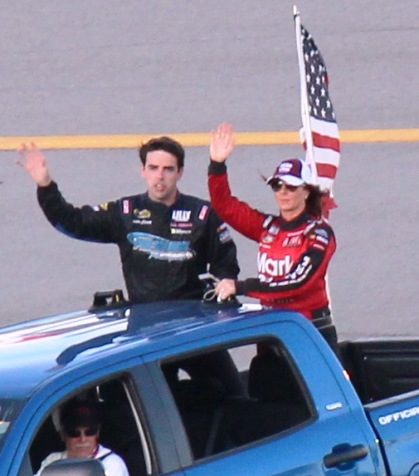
[65,426,99,438]
[270,181,300,193]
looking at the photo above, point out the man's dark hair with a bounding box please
[139,136,185,170]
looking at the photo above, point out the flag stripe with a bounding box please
[301,141,340,167]
[310,116,339,139]
[312,132,340,152]
[312,146,340,167]
[316,163,337,179]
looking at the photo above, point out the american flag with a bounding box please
[297,23,340,212]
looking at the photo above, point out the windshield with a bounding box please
[0,399,24,448]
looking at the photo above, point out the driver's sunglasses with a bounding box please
[270,181,299,193]
[65,426,99,438]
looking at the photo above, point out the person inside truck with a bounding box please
[17,138,239,304]
[35,399,129,476]
[207,123,338,349]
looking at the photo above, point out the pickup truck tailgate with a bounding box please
[365,391,419,474]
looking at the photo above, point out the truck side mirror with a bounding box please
[40,458,105,476]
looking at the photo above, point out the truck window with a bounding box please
[29,376,149,476]
[161,339,314,460]
[0,399,24,449]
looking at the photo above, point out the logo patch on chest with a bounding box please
[133,219,152,225]
[98,202,109,211]
[198,205,209,220]
[171,228,192,235]
[262,223,280,245]
[262,234,276,244]
[134,208,151,219]
[282,235,303,247]
[258,253,293,276]
[172,210,191,222]
[127,232,194,261]
[123,200,130,214]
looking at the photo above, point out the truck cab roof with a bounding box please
[0,299,270,399]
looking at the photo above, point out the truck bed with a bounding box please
[339,338,419,404]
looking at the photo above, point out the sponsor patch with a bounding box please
[127,232,194,261]
[171,228,192,235]
[219,229,232,243]
[134,208,151,219]
[262,234,275,244]
[287,256,311,280]
[282,235,302,247]
[315,228,329,239]
[123,200,130,215]
[310,232,330,246]
[258,253,293,276]
[317,236,329,245]
[278,162,292,173]
[198,205,209,221]
[170,222,193,229]
[172,210,191,222]
[133,219,152,225]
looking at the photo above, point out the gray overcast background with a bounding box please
[1,1,418,339]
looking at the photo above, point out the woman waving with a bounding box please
[208,123,337,348]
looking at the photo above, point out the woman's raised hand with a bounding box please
[210,123,235,163]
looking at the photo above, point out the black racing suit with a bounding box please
[37,182,240,303]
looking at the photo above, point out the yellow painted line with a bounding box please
[341,129,419,143]
[2,128,419,150]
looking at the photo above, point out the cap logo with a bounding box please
[278,162,293,173]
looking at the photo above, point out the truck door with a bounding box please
[146,319,385,476]
[10,360,186,476]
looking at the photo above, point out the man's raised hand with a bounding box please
[17,142,52,187]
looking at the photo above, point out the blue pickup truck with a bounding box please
[1,293,419,475]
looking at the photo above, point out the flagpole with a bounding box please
[293,6,318,184]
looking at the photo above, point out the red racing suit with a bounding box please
[208,161,336,320]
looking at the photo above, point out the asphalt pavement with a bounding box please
[1,1,419,339]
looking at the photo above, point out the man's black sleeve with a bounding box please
[206,208,240,279]
[37,181,121,243]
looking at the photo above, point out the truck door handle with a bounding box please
[323,443,368,468]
